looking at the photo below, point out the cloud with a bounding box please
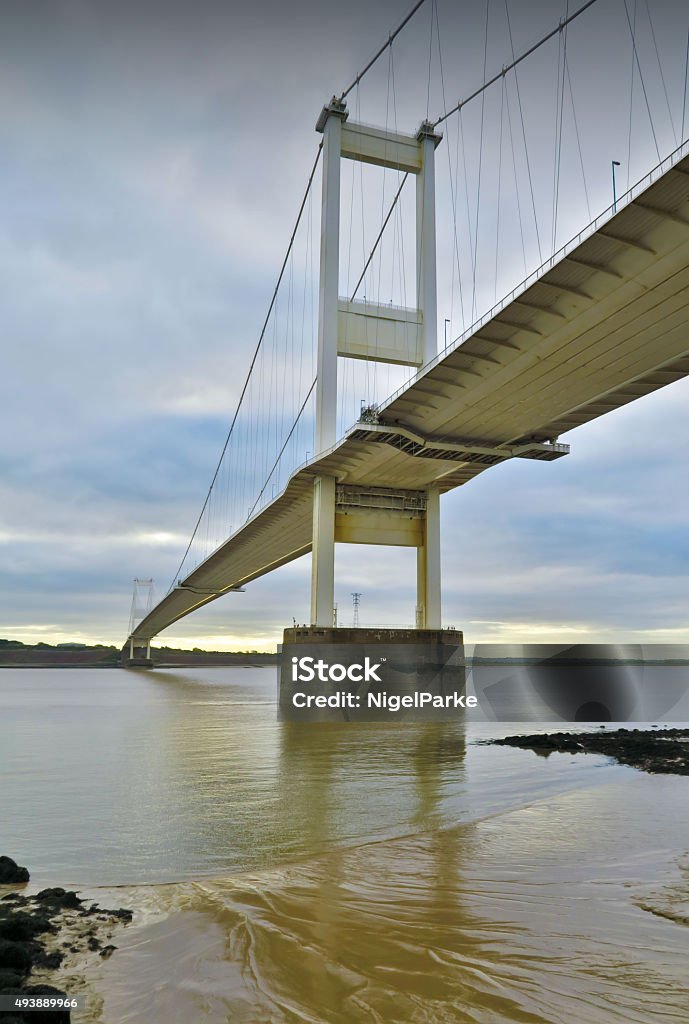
[1,0,688,649]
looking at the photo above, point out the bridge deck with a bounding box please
[131,149,689,642]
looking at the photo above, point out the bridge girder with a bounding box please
[127,141,689,645]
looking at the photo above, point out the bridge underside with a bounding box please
[130,153,689,642]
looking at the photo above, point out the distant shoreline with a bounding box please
[5,642,689,670]
[0,641,277,669]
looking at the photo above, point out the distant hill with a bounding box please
[0,639,276,668]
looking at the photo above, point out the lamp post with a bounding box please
[612,160,621,213]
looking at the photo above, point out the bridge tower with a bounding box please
[311,98,443,628]
[125,578,154,664]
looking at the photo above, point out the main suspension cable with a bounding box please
[431,0,600,128]
[168,144,323,590]
[339,0,428,100]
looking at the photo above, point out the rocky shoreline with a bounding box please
[488,727,689,775]
[0,858,132,1023]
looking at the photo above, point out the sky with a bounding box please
[1,0,689,650]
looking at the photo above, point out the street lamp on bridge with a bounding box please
[612,160,621,213]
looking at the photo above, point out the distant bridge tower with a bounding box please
[128,578,154,638]
[311,97,442,629]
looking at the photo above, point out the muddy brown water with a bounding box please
[2,667,687,1022]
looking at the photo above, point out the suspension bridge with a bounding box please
[125,0,689,656]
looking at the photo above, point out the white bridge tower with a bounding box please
[311,98,443,629]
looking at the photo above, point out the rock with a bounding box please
[33,889,82,910]
[32,948,64,971]
[0,939,32,973]
[23,983,72,1023]
[0,911,56,943]
[489,727,689,775]
[0,876,130,1020]
[0,857,29,885]
[0,968,24,990]
[110,908,133,922]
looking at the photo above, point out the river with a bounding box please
[1,667,687,1022]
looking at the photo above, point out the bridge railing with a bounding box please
[208,134,689,556]
[376,135,689,418]
[172,135,689,591]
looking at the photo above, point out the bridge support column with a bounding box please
[416,488,441,628]
[315,98,345,453]
[311,98,346,627]
[416,124,439,363]
[123,637,154,668]
[311,475,336,626]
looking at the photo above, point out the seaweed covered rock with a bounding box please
[0,863,131,1024]
[14,983,72,1023]
[33,890,82,911]
[0,911,55,944]
[0,939,32,974]
[489,727,689,774]
[0,859,29,886]
[0,968,24,990]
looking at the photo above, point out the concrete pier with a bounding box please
[280,626,465,722]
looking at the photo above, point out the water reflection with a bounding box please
[4,669,686,1022]
[193,720,550,1023]
[0,667,650,884]
[96,772,689,1024]
[276,720,467,848]
[135,668,469,874]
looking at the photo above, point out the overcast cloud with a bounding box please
[1,0,688,649]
